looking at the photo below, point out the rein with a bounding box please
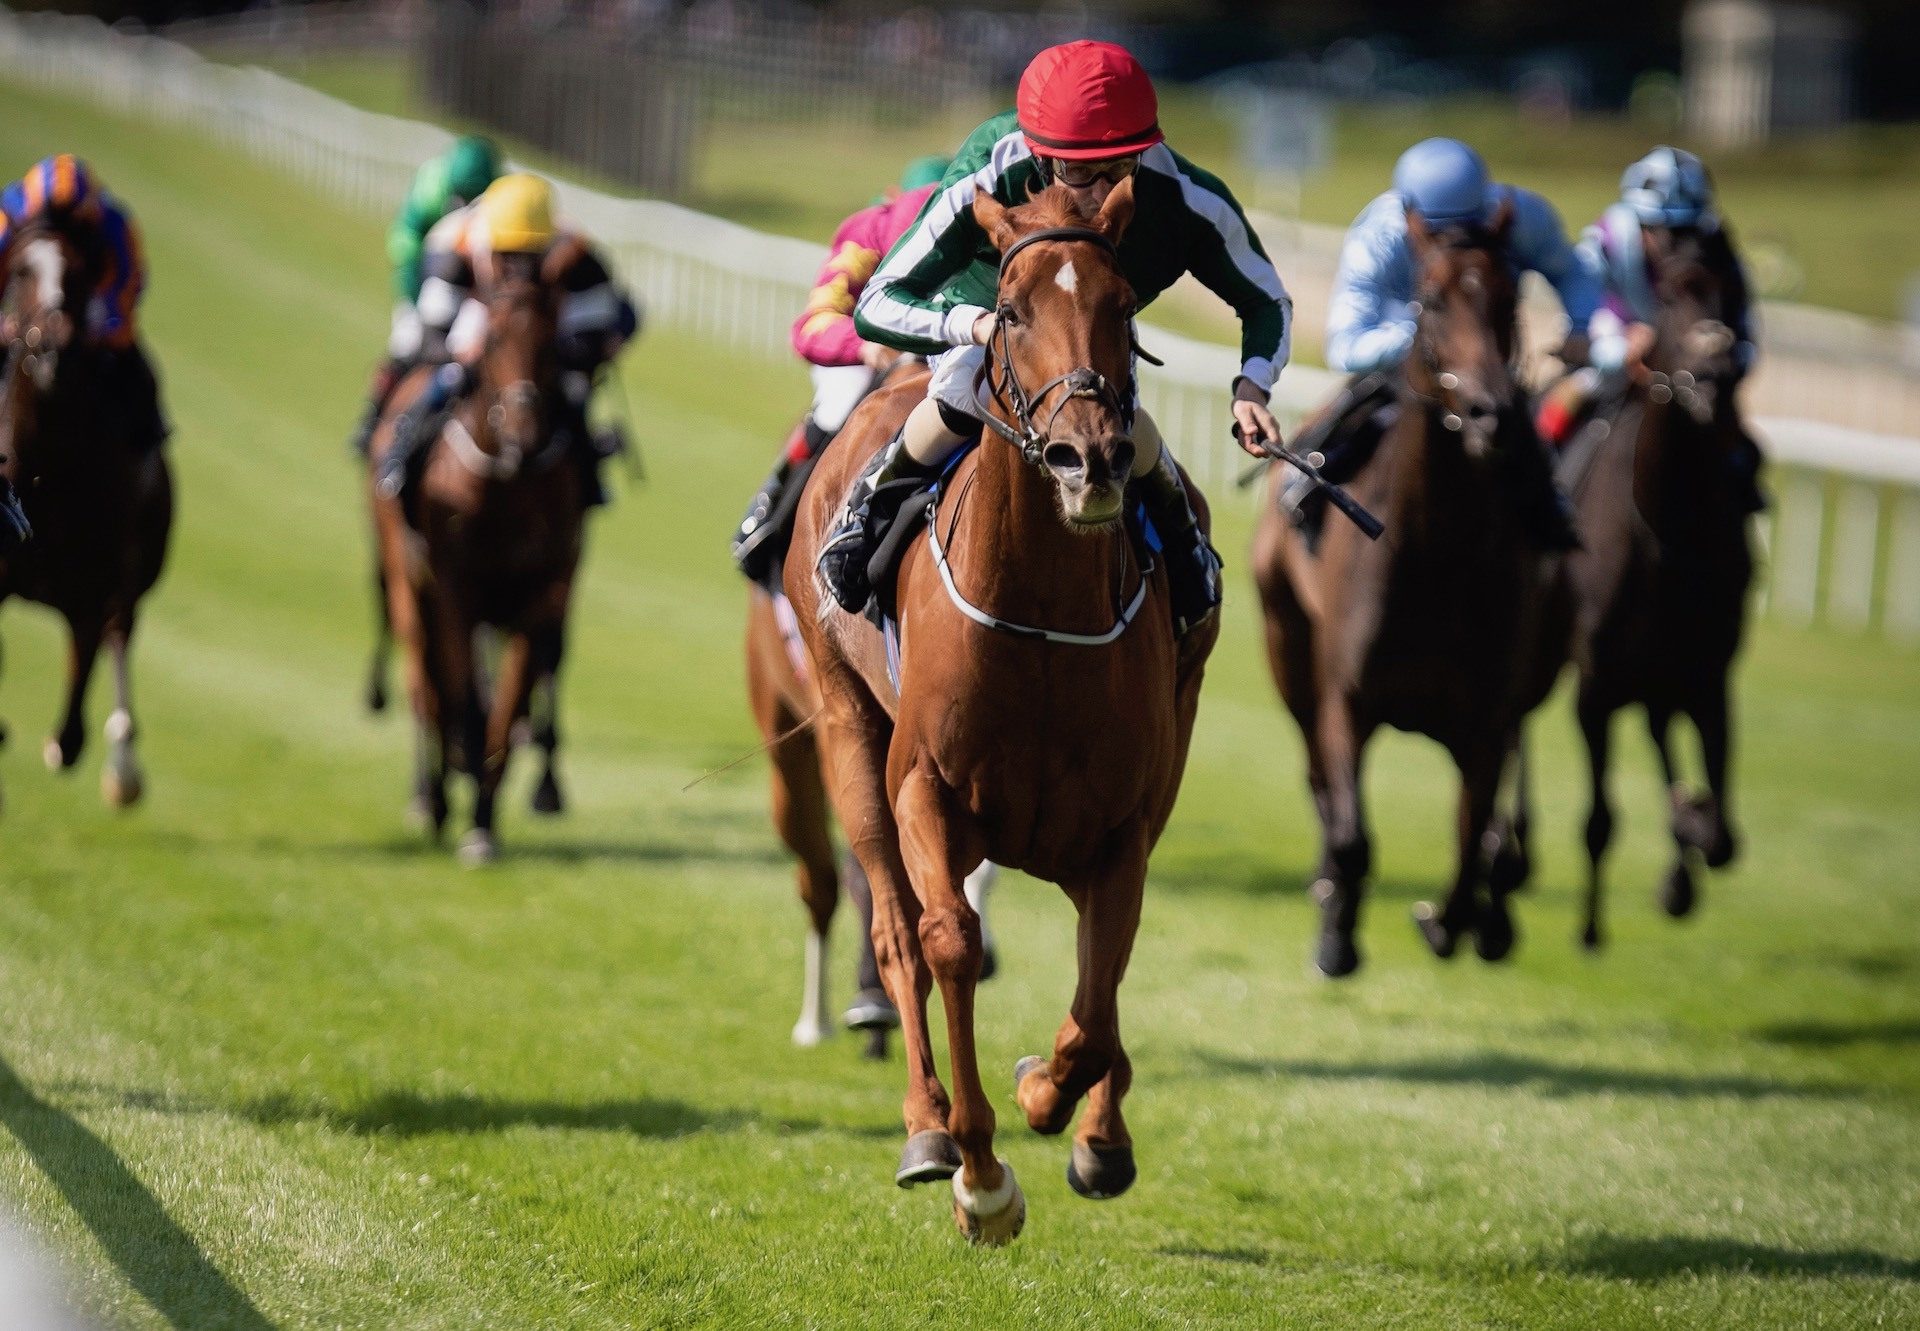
[442,379,564,482]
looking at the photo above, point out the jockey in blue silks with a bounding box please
[1286,138,1601,549]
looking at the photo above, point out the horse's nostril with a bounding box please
[1043,443,1085,477]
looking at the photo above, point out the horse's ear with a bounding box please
[1641,222,1670,267]
[973,193,1018,253]
[1095,174,1135,241]
[1489,196,1514,242]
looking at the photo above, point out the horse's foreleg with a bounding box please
[964,860,999,981]
[367,561,391,713]
[430,589,484,854]
[841,853,896,1059]
[529,621,567,815]
[818,705,952,1180]
[466,629,535,866]
[894,771,1021,1243]
[99,615,144,808]
[1647,705,1698,918]
[1017,833,1148,1208]
[1692,677,1739,869]
[45,613,102,772]
[766,708,839,1048]
[1578,689,1616,950]
[1312,699,1372,977]
[1486,729,1534,897]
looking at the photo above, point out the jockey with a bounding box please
[348,135,502,457]
[1294,137,1604,548]
[0,155,165,549]
[732,153,951,585]
[373,173,638,510]
[821,39,1292,636]
[1565,146,1765,511]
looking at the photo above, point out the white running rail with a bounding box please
[1,8,1915,640]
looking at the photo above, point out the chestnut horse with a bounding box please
[371,257,581,864]
[1561,225,1754,948]
[1251,205,1566,978]
[786,179,1215,1245]
[0,227,172,813]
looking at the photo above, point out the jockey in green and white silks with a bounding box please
[818,40,1293,636]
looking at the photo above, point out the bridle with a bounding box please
[980,226,1158,464]
[1403,237,1520,435]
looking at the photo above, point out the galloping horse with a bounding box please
[371,253,581,863]
[1561,225,1754,947]
[0,225,172,813]
[787,179,1215,1245]
[1251,203,1566,977]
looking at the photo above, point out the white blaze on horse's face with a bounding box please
[22,238,64,312]
[1053,259,1077,295]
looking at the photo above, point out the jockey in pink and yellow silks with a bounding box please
[731,154,950,584]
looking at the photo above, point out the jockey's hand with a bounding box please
[1231,378,1282,456]
[970,310,998,346]
[1625,323,1658,380]
[858,341,892,370]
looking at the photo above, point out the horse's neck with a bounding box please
[1631,390,1731,536]
[1383,395,1486,546]
[958,437,1129,621]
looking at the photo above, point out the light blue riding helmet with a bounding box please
[1392,137,1492,225]
[1620,146,1716,229]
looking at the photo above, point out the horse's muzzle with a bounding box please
[1044,437,1132,526]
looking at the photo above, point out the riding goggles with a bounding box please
[1049,155,1140,188]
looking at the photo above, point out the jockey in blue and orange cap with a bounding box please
[0,154,146,351]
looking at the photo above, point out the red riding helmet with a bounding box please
[1016,40,1164,162]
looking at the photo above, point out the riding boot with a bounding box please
[1137,450,1222,638]
[734,419,831,582]
[0,473,31,551]
[349,358,405,459]
[816,430,939,614]
[375,361,467,504]
[1505,432,1582,552]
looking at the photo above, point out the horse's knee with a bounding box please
[918,904,982,981]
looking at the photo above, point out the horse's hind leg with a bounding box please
[1416,738,1504,961]
[1015,830,1148,1210]
[367,562,391,713]
[894,770,1024,1244]
[1678,679,1738,870]
[45,613,102,773]
[99,613,145,808]
[1486,729,1534,898]
[841,853,896,1059]
[767,707,839,1048]
[1646,705,1699,918]
[964,860,999,981]
[1579,689,1617,950]
[529,625,566,815]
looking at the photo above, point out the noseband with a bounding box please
[983,227,1148,464]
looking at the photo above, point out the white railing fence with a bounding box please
[0,8,1914,641]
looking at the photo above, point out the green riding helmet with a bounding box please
[899,154,951,192]
[445,135,502,208]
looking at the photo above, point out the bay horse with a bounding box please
[0,226,172,814]
[371,253,581,864]
[1251,203,1567,978]
[786,178,1216,1245]
[1561,224,1754,948]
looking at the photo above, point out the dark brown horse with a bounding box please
[786,179,1215,1245]
[1251,204,1566,978]
[0,226,172,813]
[1561,225,1754,947]
[371,256,581,864]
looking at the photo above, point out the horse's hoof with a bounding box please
[1474,902,1516,962]
[366,680,387,713]
[979,943,999,983]
[1659,862,1697,918]
[1580,922,1605,953]
[41,738,64,772]
[1066,1141,1136,1200]
[843,989,898,1032]
[530,774,564,816]
[861,1027,890,1061]
[790,1017,828,1048]
[1705,825,1738,870]
[1013,1054,1049,1100]
[1314,930,1361,979]
[101,762,144,810]
[1488,842,1532,897]
[951,1161,1025,1246]
[895,1129,962,1187]
[458,830,498,868]
[1412,902,1460,959]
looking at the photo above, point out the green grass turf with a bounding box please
[3,70,1920,1331]
[260,52,1920,323]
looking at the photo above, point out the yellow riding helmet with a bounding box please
[476,173,556,254]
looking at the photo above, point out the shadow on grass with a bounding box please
[1755,1020,1920,1049]
[0,1053,275,1331]
[1566,1234,1920,1281]
[241,1090,895,1141]
[233,833,784,869]
[1188,1048,1860,1101]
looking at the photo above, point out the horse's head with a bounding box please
[3,226,92,395]
[1406,202,1521,459]
[973,178,1139,528]
[1644,224,1744,426]
[476,252,560,461]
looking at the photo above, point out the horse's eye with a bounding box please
[997,303,1020,327]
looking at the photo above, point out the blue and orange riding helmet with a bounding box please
[20,154,104,222]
